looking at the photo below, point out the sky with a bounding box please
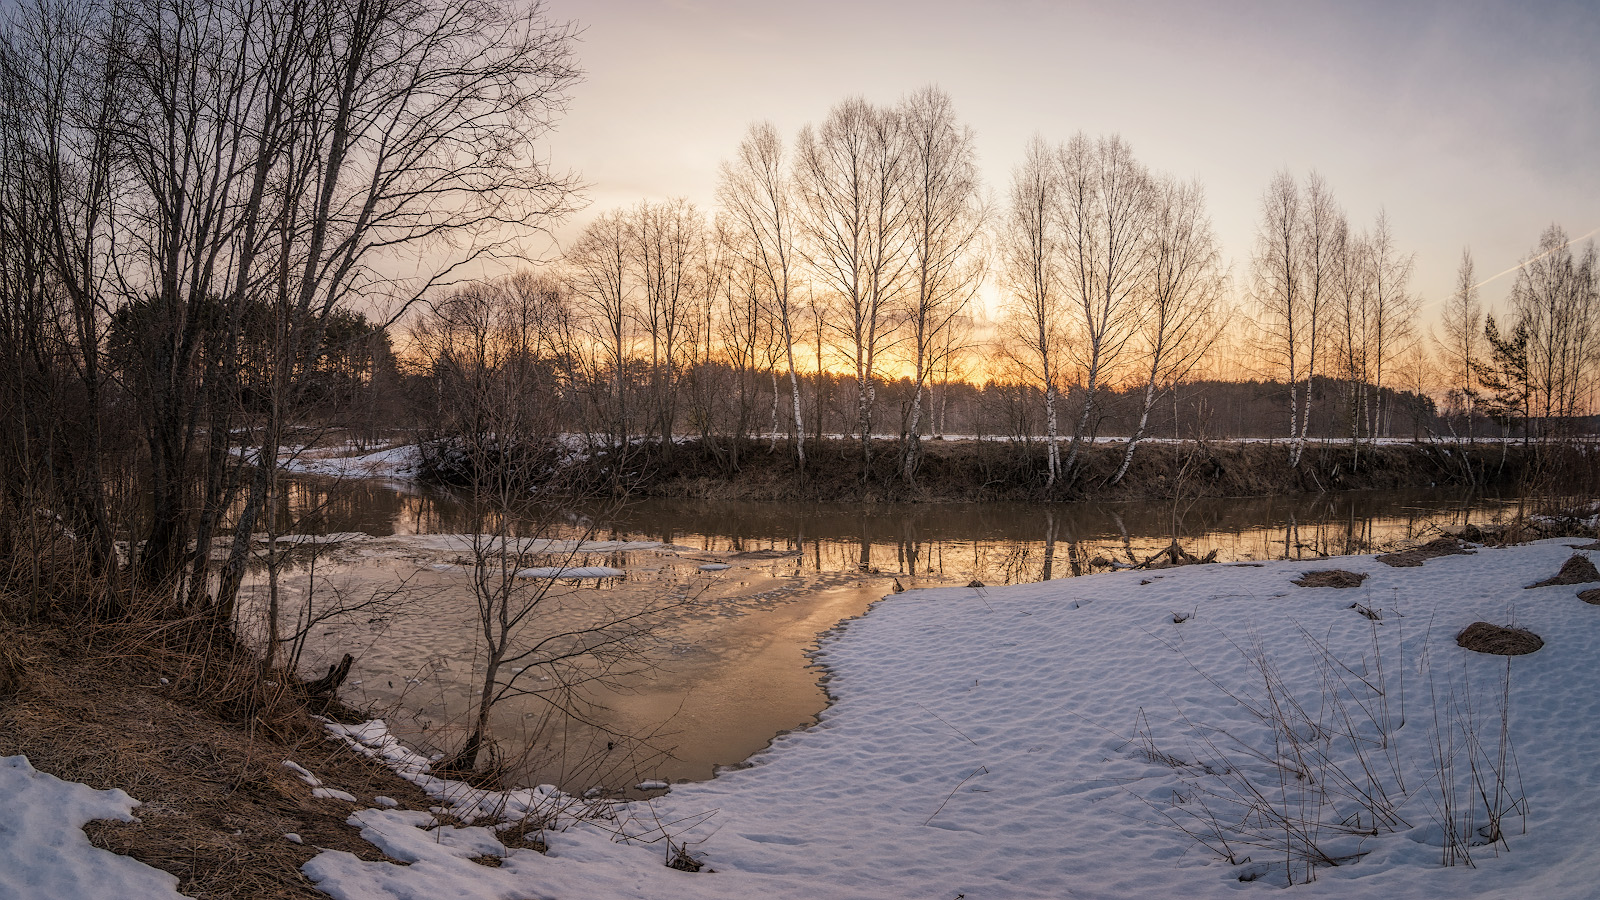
[532,0,1599,325]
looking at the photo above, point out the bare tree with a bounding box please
[794,97,913,477]
[1110,176,1225,484]
[1432,249,1483,443]
[2,0,583,631]
[999,136,1064,485]
[717,122,806,467]
[631,198,703,449]
[1365,210,1419,439]
[896,86,985,482]
[1251,171,1332,467]
[1056,133,1153,475]
[411,281,670,775]
[568,210,636,453]
[1509,225,1599,437]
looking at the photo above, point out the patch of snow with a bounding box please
[513,566,623,579]
[303,539,1600,899]
[286,833,304,845]
[283,759,322,787]
[0,756,186,899]
[698,563,732,572]
[313,788,358,803]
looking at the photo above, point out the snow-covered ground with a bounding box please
[277,443,420,480]
[11,537,1600,899]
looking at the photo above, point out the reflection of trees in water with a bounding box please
[277,477,1517,586]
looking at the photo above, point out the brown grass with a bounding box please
[1577,588,1600,605]
[1292,570,1369,589]
[1376,536,1477,568]
[0,625,437,899]
[1526,553,1600,588]
[1455,622,1544,656]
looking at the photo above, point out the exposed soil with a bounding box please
[607,438,1550,504]
[1456,622,1545,656]
[1527,553,1600,588]
[1292,570,1369,589]
[0,625,437,900]
[1376,536,1478,568]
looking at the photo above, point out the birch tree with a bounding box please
[1110,176,1225,484]
[717,122,806,467]
[1056,133,1153,475]
[795,97,913,477]
[999,136,1065,485]
[1510,225,1599,437]
[1365,210,1418,439]
[897,86,985,482]
[1432,249,1483,442]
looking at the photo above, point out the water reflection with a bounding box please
[257,477,1516,789]
[272,481,1516,586]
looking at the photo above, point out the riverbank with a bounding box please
[594,438,1578,504]
[10,532,1600,899]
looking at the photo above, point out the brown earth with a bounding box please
[0,624,437,900]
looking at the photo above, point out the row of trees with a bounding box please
[406,91,1593,490]
[0,0,581,624]
[1436,227,1599,445]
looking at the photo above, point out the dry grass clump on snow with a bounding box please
[1526,553,1600,588]
[1578,588,1600,604]
[1376,536,1477,568]
[1455,622,1544,656]
[1291,569,1368,588]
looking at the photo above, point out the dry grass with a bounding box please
[0,625,437,899]
[1376,537,1477,568]
[1291,569,1368,589]
[1579,588,1600,605]
[1455,622,1544,656]
[1526,553,1600,588]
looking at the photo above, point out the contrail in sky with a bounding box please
[1468,223,1600,295]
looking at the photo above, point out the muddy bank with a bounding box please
[618,438,1585,503]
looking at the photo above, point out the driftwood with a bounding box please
[304,653,354,697]
[1135,541,1217,570]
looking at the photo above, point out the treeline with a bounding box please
[403,91,1598,491]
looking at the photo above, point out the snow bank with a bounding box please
[303,538,1600,899]
[513,566,624,579]
[0,756,185,900]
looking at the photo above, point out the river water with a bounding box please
[247,478,1518,794]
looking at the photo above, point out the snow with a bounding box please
[0,756,185,900]
[9,538,1600,900]
[298,537,1600,900]
[513,566,624,579]
[278,443,421,480]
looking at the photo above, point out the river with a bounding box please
[243,477,1518,794]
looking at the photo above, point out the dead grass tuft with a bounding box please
[1455,622,1544,656]
[1526,553,1600,588]
[0,634,27,698]
[1292,569,1368,589]
[1376,536,1477,568]
[1577,588,1600,605]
